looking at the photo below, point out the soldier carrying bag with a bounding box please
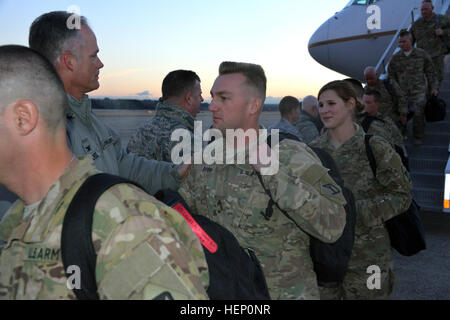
[61,173,170,300]
[261,132,357,286]
[360,113,410,171]
[61,173,270,300]
[364,135,426,256]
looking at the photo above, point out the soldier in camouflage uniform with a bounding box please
[310,80,412,300]
[0,45,208,300]
[363,66,408,127]
[127,70,204,162]
[28,11,187,197]
[411,0,450,86]
[359,90,407,157]
[388,30,439,146]
[179,62,347,300]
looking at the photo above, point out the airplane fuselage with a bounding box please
[308,0,428,80]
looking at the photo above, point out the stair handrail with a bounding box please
[374,7,419,77]
[375,0,450,78]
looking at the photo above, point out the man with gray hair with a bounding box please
[293,95,322,144]
[268,96,304,141]
[0,45,208,300]
[27,11,188,196]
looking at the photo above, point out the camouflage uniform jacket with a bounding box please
[411,14,450,58]
[179,131,347,300]
[310,126,412,268]
[292,111,320,144]
[357,112,407,157]
[0,157,209,300]
[127,100,195,162]
[365,78,408,118]
[388,48,439,95]
[66,94,181,195]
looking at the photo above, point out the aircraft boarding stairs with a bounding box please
[406,58,450,212]
[408,4,450,213]
[375,1,450,213]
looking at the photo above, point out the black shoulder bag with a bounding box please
[364,135,426,256]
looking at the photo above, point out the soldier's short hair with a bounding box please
[399,30,412,39]
[29,11,89,65]
[363,89,382,104]
[318,80,365,114]
[278,96,300,117]
[219,61,267,103]
[0,45,67,130]
[161,70,201,100]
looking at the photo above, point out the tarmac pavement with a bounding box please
[392,210,450,300]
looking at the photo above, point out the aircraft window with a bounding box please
[347,0,379,5]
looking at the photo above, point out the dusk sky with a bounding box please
[0,0,350,102]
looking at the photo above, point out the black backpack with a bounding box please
[61,173,270,300]
[154,189,271,300]
[263,132,356,286]
[364,135,426,256]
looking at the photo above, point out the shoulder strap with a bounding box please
[361,116,373,133]
[256,145,347,238]
[383,79,393,95]
[261,132,304,224]
[361,114,384,133]
[364,135,377,177]
[308,146,344,186]
[383,79,399,106]
[61,173,141,300]
[267,131,301,148]
[255,171,305,232]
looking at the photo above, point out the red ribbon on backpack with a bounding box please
[173,203,218,254]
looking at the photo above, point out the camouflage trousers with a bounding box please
[319,260,395,300]
[431,55,445,86]
[408,92,427,140]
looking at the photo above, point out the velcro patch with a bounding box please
[300,163,328,185]
[99,242,192,299]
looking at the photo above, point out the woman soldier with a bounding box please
[310,80,412,300]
